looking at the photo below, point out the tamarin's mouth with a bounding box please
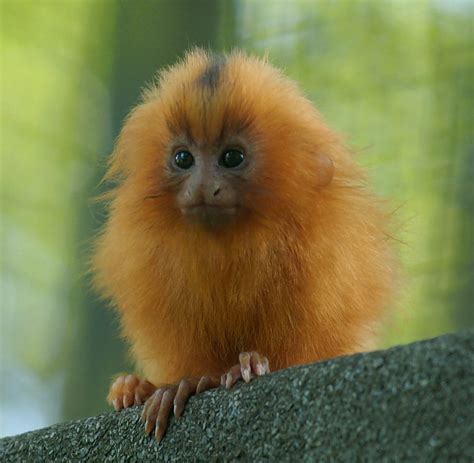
[181,204,239,228]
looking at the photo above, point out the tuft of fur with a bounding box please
[92,49,395,384]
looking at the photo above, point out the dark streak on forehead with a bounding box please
[197,54,226,91]
[166,101,195,144]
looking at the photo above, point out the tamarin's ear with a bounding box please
[315,154,334,187]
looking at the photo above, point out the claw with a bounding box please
[225,372,233,389]
[123,393,133,408]
[224,364,241,389]
[144,418,154,436]
[239,352,252,382]
[174,379,195,418]
[155,420,164,442]
[134,391,142,406]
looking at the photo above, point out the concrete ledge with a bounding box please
[1,331,473,461]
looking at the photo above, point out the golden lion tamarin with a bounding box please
[92,49,395,441]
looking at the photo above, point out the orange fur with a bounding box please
[92,49,395,385]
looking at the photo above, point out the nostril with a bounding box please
[213,188,220,197]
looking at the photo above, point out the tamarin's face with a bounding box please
[111,50,335,233]
[167,129,253,229]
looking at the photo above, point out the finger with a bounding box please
[140,383,164,421]
[141,393,152,422]
[135,379,156,406]
[155,388,176,442]
[239,352,252,383]
[123,375,139,408]
[143,389,164,435]
[225,364,242,389]
[249,352,266,376]
[174,378,197,418]
[134,390,143,406]
[196,376,220,394]
[142,380,157,397]
[113,398,122,411]
[111,375,125,391]
[108,375,125,408]
[143,389,165,435]
[262,356,270,374]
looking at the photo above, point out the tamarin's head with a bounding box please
[107,49,340,235]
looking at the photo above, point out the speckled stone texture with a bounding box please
[1,330,473,462]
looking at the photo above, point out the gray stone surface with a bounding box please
[1,330,473,462]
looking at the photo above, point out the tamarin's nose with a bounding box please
[205,184,233,207]
[205,181,220,200]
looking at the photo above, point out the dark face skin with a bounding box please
[168,136,253,229]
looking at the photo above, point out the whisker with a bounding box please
[144,193,164,200]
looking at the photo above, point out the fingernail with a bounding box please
[144,419,151,435]
[113,398,120,410]
[256,365,265,376]
[155,423,163,442]
[225,373,232,389]
[242,367,251,383]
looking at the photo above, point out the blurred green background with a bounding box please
[1,0,473,437]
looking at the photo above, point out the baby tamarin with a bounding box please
[92,49,394,441]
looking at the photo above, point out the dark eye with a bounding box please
[174,150,194,169]
[220,149,245,168]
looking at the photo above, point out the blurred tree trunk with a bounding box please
[429,8,474,329]
[62,0,237,422]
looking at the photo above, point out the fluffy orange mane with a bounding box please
[92,49,395,385]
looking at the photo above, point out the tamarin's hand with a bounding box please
[107,375,156,410]
[94,49,395,442]
[221,351,270,388]
[107,352,269,441]
[140,375,220,442]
